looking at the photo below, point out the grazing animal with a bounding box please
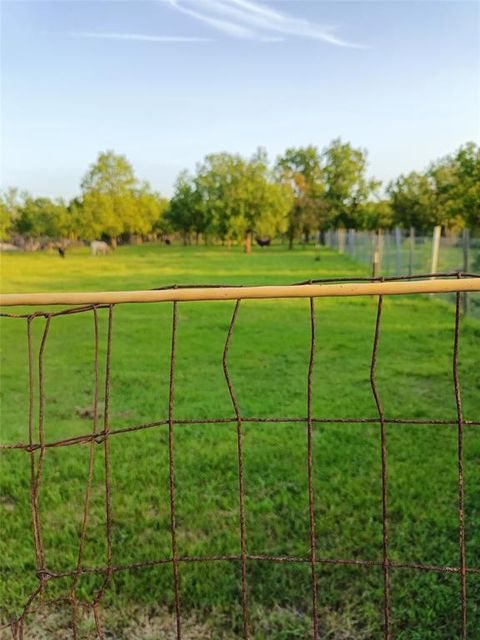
[90,240,110,256]
[256,237,271,247]
[58,247,65,258]
[165,238,171,245]
[0,243,19,252]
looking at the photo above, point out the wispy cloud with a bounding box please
[72,32,212,43]
[166,0,365,48]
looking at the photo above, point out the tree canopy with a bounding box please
[79,151,167,245]
[275,146,325,247]
[168,149,292,251]
[1,141,478,250]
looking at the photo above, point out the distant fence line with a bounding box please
[324,227,480,316]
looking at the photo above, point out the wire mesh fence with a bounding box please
[1,274,480,639]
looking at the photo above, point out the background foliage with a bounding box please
[1,141,478,251]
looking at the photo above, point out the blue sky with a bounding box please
[1,0,479,198]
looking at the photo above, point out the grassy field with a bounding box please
[1,244,479,639]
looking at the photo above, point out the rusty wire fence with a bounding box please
[1,273,480,639]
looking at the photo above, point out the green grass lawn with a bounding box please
[1,244,479,639]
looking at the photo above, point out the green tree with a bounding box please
[196,150,291,253]
[359,199,393,230]
[80,151,136,245]
[429,157,463,230]
[79,151,165,245]
[275,146,325,248]
[31,197,69,238]
[238,148,292,252]
[167,171,208,244]
[195,153,242,245]
[0,192,70,247]
[68,198,83,240]
[387,172,437,231]
[0,202,11,242]
[0,188,25,241]
[429,142,480,230]
[124,183,169,238]
[455,142,480,229]
[140,189,169,239]
[322,139,375,229]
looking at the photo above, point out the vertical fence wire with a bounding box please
[93,305,114,638]
[34,316,51,595]
[168,301,182,639]
[70,306,100,638]
[307,298,319,640]
[370,295,391,639]
[223,299,250,640]
[453,292,467,637]
[222,300,250,640]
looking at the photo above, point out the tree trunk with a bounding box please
[244,231,252,254]
[288,229,294,250]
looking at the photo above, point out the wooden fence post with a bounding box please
[431,226,442,275]
[463,228,470,314]
[384,230,390,275]
[348,229,355,257]
[372,230,384,278]
[395,227,402,275]
[409,227,415,276]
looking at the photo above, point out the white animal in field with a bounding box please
[90,240,110,256]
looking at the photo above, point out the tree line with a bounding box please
[1,140,478,253]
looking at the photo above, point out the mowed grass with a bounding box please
[1,244,479,639]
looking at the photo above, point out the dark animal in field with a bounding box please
[256,237,271,247]
[58,247,65,258]
[165,238,171,245]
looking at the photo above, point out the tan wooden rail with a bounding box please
[0,278,479,307]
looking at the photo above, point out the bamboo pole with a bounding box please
[1,278,479,308]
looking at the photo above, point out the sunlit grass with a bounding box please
[1,244,479,638]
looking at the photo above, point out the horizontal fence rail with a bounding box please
[1,274,480,307]
[1,273,479,639]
